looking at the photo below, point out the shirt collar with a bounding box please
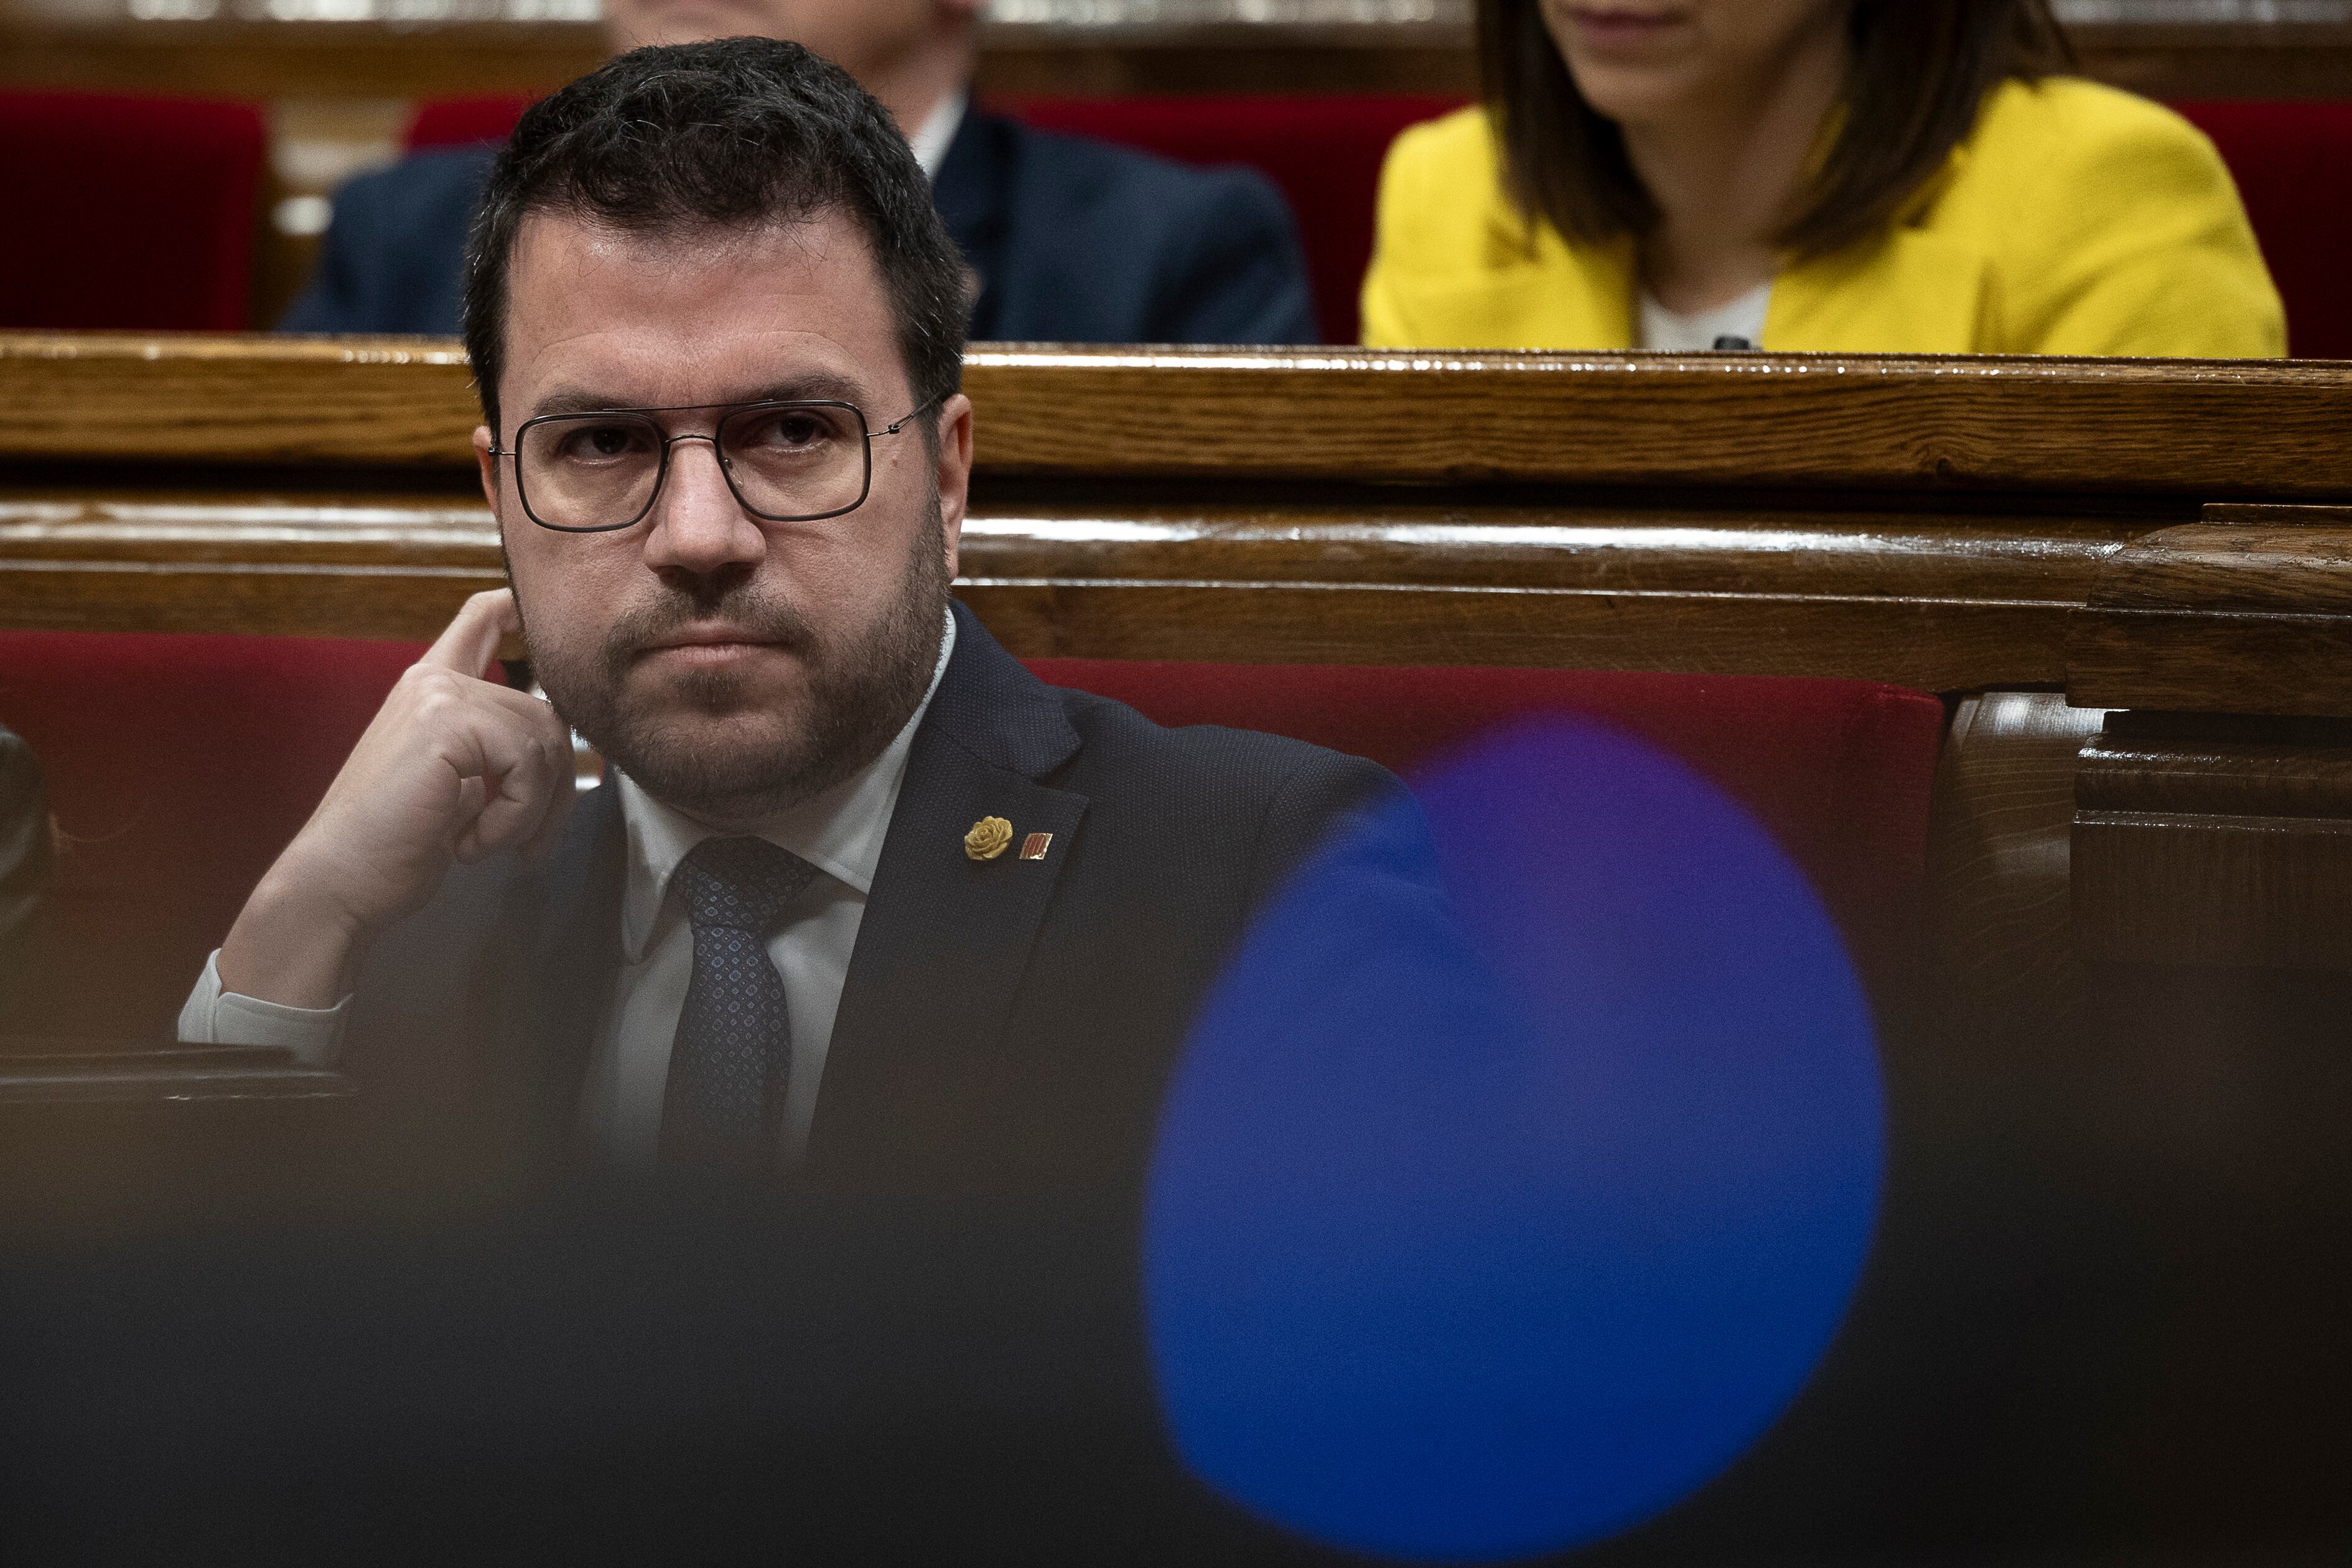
[615,607,957,962]
[910,90,968,184]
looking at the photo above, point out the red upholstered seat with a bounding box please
[0,635,424,1040]
[1027,660,1945,1007]
[406,94,538,152]
[2173,101,2352,360]
[0,92,266,332]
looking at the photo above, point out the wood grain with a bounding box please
[2069,523,2352,716]
[14,337,2352,502]
[9,338,2352,717]
[0,492,503,639]
[0,488,2126,684]
[0,334,481,467]
[960,350,2352,498]
[2074,712,2352,969]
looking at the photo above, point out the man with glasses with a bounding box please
[184,39,1409,1193]
[281,0,1318,347]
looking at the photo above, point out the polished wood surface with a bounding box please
[2069,520,2352,717]
[15,337,2352,709]
[11,337,2352,496]
[0,334,479,467]
[963,350,2352,497]
[0,492,501,640]
[1928,693,2106,1038]
[2073,711,2352,969]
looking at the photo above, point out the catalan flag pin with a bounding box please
[1020,833,1054,861]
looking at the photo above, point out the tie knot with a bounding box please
[673,836,817,935]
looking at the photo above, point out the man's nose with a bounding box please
[642,436,766,576]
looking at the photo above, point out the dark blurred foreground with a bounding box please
[2,957,2351,1568]
[0,1178,1286,1566]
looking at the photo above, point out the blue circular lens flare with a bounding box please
[1144,717,1887,1564]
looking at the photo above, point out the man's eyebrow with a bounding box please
[526,372,877,421]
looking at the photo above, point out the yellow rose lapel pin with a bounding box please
[964,816,1014,862]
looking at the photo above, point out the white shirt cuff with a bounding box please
[177,950,352,1068]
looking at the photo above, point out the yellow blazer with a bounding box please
[1361,78,2286,358]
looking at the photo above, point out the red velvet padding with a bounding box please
[1026,660,1946,1007]
[0,93,266,332]
[0,635,424,1039]
[406,94,538,152]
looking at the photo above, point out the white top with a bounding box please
[1638,282,1773,353]
[179,611,958,1170]
[909,91,967,184]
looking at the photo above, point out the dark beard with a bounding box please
[528,501,950,828]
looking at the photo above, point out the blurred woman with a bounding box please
[1362,0,2285,356]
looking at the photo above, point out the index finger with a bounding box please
[421,589,521,680]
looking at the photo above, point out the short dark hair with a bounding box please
[1476,0,2075,259]
[460,37,969,441]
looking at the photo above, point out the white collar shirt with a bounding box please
[909,91,968,184]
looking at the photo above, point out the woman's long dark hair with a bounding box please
[1478,0,2075,258]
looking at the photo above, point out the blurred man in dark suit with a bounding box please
[280,0,1317,345]
[198,39,1409,1199]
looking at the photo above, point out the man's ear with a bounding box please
[473,424,501,513]
[935,392,974,581]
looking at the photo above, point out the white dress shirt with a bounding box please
[909,91,967,184]
[1638,281,1773,353]
[180,612,957,1169]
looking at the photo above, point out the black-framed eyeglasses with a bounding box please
[487,395,942,534]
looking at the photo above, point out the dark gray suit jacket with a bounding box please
[344,603,1416,1199]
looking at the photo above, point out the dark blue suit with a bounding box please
[281,108,1319,345]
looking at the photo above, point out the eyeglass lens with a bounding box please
[517,403,870,531]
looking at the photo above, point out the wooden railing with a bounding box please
[6,335,2352,705]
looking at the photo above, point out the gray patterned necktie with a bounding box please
[658,835,819,1176]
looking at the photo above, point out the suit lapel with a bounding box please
[807,603,1087,1182]
[497,778,627,1167]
